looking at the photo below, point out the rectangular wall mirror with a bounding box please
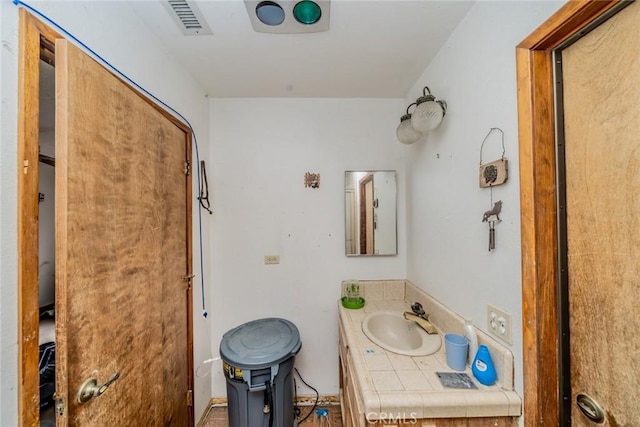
[345,171,397,256]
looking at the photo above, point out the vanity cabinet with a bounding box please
[338,294,521,427]
[339,319,366,427]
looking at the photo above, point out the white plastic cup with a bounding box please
[444,333,469,371]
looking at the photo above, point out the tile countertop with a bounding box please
[338,282,522,420]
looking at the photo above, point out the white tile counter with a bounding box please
[338,280,522,422]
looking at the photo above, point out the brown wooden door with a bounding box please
[359,174,375,255]
[55,40,192,425]
[561,2,640,425]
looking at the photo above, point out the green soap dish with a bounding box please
[341,296,365,309]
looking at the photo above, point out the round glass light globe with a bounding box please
[411,101,444,133]
[293,1,322,25]
[396,119,422,144]
[256,1,285,26]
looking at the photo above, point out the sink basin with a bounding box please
[362,311,442,356]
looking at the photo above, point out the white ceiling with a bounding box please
[128,0,475,98]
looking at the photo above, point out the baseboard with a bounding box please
[207,394,340,407]
[296,394,341,406]
[197,403,215,427]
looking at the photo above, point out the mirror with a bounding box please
[345,171,397,256]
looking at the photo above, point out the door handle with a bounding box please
[576,393,605,424]
[77,372,120,404]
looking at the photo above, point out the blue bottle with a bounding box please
[471,345,497,385]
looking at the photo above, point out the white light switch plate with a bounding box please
[264,255,280,264]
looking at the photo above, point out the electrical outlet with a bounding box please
[264,255,280,265]
[487,304,512,345]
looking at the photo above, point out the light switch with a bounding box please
[264,255,280,265]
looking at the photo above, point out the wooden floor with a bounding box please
[200,405,343,427]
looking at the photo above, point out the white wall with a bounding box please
[403,0,563,404]
[208,98,407,397]
[0,0,212,422]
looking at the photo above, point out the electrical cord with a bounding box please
[266,382,274,427]
[12,0,209,317]
[315,408,332,427]
[293,367,319,425]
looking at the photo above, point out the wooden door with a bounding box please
[55,40,192,425]
[364,178,375,255]
[561,2,640,424]
[358,174,375,255]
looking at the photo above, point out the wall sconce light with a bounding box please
[396,103,422,145]
[396,86,447,144]
[411,86,447,133]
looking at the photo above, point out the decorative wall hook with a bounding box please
[304,172,320,188]
[198,160,213,214]
[479,128,508,188]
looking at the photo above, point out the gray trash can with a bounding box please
[220,318,302,427]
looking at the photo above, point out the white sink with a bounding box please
[362,311,442,356]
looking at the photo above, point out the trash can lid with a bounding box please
[219,318,301,369]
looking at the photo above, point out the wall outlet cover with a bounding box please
[487,304,512,345]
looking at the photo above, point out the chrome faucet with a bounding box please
[403,302,437,334]
[410,302,428,320]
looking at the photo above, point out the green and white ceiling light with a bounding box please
[245,0,330,33]
[396,87,447,144]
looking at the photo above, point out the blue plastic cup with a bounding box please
[444,333,469,371]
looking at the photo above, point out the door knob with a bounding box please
[77,372,120,404]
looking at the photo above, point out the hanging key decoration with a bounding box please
[479,128,507,251]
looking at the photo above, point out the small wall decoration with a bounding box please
[482,200,502,251]
[479,127,508,251]
[482,200,502,223]
[304,172,320,188]
[479,128,508,188]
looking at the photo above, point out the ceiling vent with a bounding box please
[244,0,330,34]
[163,0,212,36]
